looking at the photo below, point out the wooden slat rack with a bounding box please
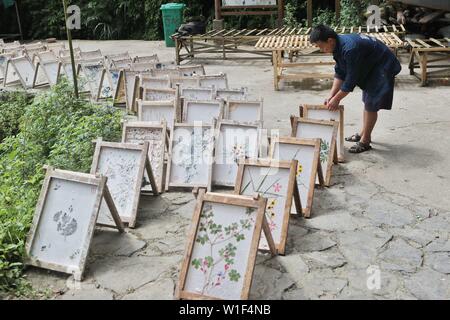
[172,24,405,65]
[255,32,404,50]
[254,33,405,90]
[407,38,450,86]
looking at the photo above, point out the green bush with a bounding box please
[1,0,214,41]
[308,0,377,27]
[313,8,338,27]
[0,0,385,41]
[0,92,31,143]
[338,0,374,27]
[3,0,271,41]
[0,81,123,294]
[284,3,298,28]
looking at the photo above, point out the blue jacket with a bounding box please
[333,34,401,92]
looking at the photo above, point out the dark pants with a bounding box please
[362,68,396,112]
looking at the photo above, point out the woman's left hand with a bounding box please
[327,97,340,111]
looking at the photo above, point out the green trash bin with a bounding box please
[160,3,186,47]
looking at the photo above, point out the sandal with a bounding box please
[349,141,372,153]
[345,133,372,143]
[345,133,362,142]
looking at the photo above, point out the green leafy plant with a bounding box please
[3,0,389,41]
[338,0,373,27]
[320,140,330,163]
[313,8,338,27]
[284,3,301,29]
[0,80,123,294]
[0,92,31,143]
[313,0,382,27]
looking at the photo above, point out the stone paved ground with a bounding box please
[21,41,450,300]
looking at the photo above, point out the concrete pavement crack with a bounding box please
[366,178,447,214]
[389,120,450,131]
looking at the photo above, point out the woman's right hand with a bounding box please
[324,97,333,105]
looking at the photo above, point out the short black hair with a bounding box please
[310,24,338,43]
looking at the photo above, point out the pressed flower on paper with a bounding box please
[273,182,282,193]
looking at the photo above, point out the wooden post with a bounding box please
[409,51,415,76]
[175,37,181,65]
[213,0,224,32]
[15,0,23,40]
[190,37,194,58]
[273,51,277,91]
[222,38,226,60]
[277,0,285,27]
[62,0,79,99]
[307,0,313,27]
[420,52,428,86]
[335,0,340,22]
[215,0,222,20]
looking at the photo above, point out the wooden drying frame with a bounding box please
[79,49,103,61]
[182,99,224,124]
[269,137,323,218]
[97,70,115,102]
[166,123,215,192]
[300,104,345,162]
[213,120,262,187]
[113,70,146,106]
[2,45,23,56]
[32,50,58,64]
[123,70,141,112]
[25,166,124,281]
[60,57,82,84]
[79,60,107,101]
[33,59,62,88]
[152,68,181,77]
[122,121,168,194]
[90,139,158,228]
[141,87,179,113]
[198,73,229,89]
[290,116,338,187]
[133,54,159,64]
[177,64,206,76]
[46,43,66,55]
[105,69,125,106]
[139,74,171,89]
[216,87,248,100]
[59,47,81,59]
[234,158,301,255]
[169,75,201,89]
[0,53,16,81]
[3,55,36,88]
[137,99,180,125]
[225,99,264,124]
[105,52,131,64]
[175,188,276,300]
[131,62,157,72]
[181,87,216,101]
[24,45,46,65]
[110,58,132,70]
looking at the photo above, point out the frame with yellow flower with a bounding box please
[300,104,345,162]
[290,116,338,187]
[234,158,301,255]
[269,136,324,218]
